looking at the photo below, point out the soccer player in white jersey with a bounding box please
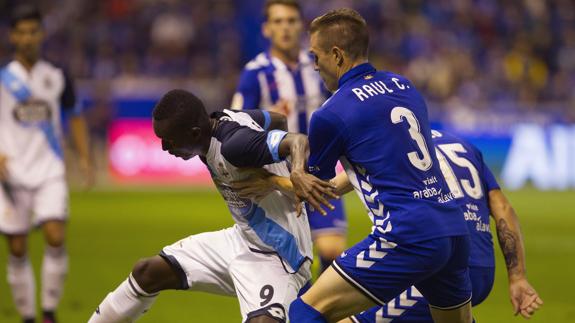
[0,5,93,323]
[232,0,347,275]
[88,89,337,323]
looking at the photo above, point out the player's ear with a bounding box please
[332,47,344,67]
[262,21,271,39]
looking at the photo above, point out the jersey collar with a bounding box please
[265,50,311,72]
[337,63,376,89]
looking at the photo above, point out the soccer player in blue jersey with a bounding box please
[88,89,336,323]
[231,0,347,274]
[341,130,543,322]
[286,9,473,323]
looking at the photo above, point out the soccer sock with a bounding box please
[88,273,158,323]
[7,255,36,320]
[41,245,68,312]
[288,297,328,323]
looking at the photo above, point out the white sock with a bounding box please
[88,273,158,323]
[41,245,68,311]
[7,255,36,319]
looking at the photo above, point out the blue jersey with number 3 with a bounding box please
[308,63,468,244]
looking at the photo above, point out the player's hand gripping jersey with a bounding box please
[308,63,468,244]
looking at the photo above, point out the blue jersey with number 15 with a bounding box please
[308,63,467,244]
[432,130,500,267]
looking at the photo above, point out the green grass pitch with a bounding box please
[0,188,574,322]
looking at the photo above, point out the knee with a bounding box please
[131,256,181,293]
[315,235,346,261]
[316,243,345,262]
[45,235,65,248]
[43,222,65,247]
[131,258,155,291]
[317,248,342,262]
[7,235,28,257]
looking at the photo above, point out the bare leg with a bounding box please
[88,255,182,322]
[314,233,346,273]
[300,266,376,322]
[429,301,473,323]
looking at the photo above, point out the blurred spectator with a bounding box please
[1,0,574,128]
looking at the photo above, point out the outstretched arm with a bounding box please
[233,170,352,212]
[489,189,543,319]
[230,168,295,202]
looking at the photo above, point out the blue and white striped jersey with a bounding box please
[202,109,313,277]
[231,51,326,134]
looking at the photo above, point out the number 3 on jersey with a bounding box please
[390,106,433,171]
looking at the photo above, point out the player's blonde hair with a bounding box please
[310,8,369,60]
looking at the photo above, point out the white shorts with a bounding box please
[161,225,311,322]
[0,179,69,234]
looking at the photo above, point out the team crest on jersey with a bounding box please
[13,99,52,125]
[218,184,254,217]
[216,162,231,179]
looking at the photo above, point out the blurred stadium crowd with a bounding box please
[1,0,574,129]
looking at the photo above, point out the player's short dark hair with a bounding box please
[263,0,302,20]
[10,4,42,28]
[310,8,369,60]
[153,89,207,138]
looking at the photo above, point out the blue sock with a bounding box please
[289,297,328,323]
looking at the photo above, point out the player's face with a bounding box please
[310,32,339,92]
[263,5,303,52]
[10,19,43,61]
[153,120,203,160]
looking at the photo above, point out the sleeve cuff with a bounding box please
[266,130,288,162]
[262,110,271,130]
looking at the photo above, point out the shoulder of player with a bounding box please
[433,130,482,159]
[243,52,272,71]
[212,111,261,141]
[215,120,265,166]
[37,60,67,75]
[310,103,349,134]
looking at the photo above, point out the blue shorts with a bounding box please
[306,198,346,238]
[351,266,494,322]
[333,234,472,309]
